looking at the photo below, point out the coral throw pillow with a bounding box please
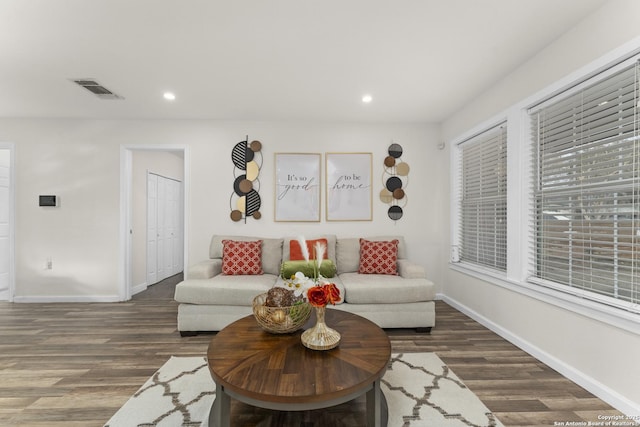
[358,238,399,275]
[222,240,263,275]
[290,238,329,260]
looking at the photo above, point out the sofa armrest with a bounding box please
[187,259,222,279]
[397,259,426,279]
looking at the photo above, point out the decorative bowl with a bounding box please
[252,293,312,334]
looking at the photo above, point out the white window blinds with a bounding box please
[530,60,640,310]
[460,124,507,271]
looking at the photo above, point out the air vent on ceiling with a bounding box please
[71,78,124,100]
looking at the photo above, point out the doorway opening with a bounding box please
[120,145,189,301]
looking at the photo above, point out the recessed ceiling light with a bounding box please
[362,94,373,103]
[163,92,176,101]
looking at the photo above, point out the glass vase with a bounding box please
[301,306,341,350]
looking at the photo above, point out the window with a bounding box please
[530,60,639,310]
[459,124,507,271]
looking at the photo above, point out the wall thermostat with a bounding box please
[39,195,57,207]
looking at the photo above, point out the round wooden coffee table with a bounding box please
[207,308,391,426]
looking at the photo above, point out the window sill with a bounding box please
[449,262,640,336]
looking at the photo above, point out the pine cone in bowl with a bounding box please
[265,287,294,307]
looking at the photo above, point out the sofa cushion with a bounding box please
[209,235,283,275]
[289,238,329,260]
[187,259,222,280]
[222,240,263,275]
[283,235,336,261]
[339,272,435,304]
[174,275,276,305]
[358,238,399,275]
[336,236,407,274]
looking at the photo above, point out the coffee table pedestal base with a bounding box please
[209,379,388,427]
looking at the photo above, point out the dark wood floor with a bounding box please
[0,274,624,426]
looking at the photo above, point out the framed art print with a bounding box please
[326,152,372,221]
[274,153,321,222]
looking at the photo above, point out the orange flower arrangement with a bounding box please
[306,283,341,307]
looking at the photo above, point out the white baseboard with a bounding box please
[13,295,121,303]
[12,281,150,303]
[441,295,640,418]
[132,282,148,296]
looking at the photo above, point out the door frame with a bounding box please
[119,145,189,301]
[0,143,15,302]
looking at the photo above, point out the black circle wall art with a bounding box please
[380,143,409,221]
[388,143,402,158]
[388,205,403,221]
[230,137,262,222]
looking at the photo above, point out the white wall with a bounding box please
[187,121,445,289]
[441,0,640,415]
[0,119,442,301]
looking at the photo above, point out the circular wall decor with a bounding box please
[380,143,409,221]
[230,137,262,222]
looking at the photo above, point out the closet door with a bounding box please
[146,173,158,285]
[155,176,167,281]
[147,173,183,285]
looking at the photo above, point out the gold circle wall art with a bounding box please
[380,143,409,221]
[230,137,262,222]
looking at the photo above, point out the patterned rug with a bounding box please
[104,353,503,427]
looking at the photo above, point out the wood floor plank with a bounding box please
[0,273,627,426]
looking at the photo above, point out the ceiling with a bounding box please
[0,0,608,124]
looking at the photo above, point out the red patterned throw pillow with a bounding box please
[222,240,263,275]
[358,238,399,275]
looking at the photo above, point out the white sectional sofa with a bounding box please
[174,234,436,335]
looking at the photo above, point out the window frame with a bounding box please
[457,123,508,272]
[528,59,639,313]
[449,43,640,334]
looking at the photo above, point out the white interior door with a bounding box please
[0,149,11,300]
[146,173,158,285]
[156,176,167,281]
[147,172,183,285]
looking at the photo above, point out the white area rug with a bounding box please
[104,353,503,427]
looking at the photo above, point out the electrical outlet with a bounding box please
[46,257,52,270]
